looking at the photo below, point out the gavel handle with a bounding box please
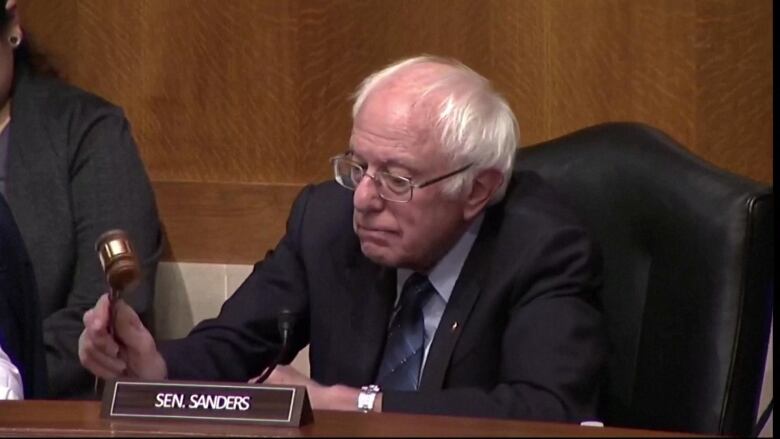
[107,289,120,337]
[94,289,121,398]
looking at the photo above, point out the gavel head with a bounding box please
[95,229,141,293]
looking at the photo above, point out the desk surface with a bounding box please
[0,400,699,437]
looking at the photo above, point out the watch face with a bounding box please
[358,386,379,412]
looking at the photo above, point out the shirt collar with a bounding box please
[397,212,485,304]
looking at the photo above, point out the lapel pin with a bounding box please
[451,321,459,332]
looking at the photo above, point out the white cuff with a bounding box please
[0,347,24,400]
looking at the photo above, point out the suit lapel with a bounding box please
[419,208,501,391]
[419,277,482,391]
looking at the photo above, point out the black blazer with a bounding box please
[0,194,48,399]
[161,170,607,422]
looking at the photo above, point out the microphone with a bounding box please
[254,309,297,384]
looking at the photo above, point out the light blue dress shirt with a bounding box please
[395,213,485,374]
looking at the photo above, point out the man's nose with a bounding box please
[353,174,384,212]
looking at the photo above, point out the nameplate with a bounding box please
[100,379,313,427]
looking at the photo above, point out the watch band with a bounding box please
[357,384,381,413]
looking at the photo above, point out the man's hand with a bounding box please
[78,293,167,380]
[256,365,382,412]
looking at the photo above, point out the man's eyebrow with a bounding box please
[347,145,419,174]
[386,158,416,173]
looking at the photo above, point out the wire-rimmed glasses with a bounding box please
[330,154,472,203]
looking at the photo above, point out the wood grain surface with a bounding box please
[16,0,773,262]
[153,181,303,264]
[0,400,703,437]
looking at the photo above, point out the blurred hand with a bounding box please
[258,365,372,411]
[78,293,167,380]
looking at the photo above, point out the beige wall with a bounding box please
[154,262,311,376]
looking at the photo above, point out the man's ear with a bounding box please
[463,168,503,221]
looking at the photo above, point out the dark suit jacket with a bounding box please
[161,170,607,422]
[4,65,163,398]
[0,194,48,399]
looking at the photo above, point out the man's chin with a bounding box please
[360,242,399,267]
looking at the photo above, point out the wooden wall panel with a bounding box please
[546,1,698,144]
[153,181,302,264]
[17,0,772,262]
[694,0,773,183]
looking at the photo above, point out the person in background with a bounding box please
[80,55,606,422]
[1,0,162,398]
[0,345,22,399]
[1,194,46,399]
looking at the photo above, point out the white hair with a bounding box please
[352,55,519,204]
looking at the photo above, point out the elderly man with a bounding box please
[79,56,606,422]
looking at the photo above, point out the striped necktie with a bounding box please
[375,273,436,391]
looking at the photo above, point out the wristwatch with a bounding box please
[357,384,381,413]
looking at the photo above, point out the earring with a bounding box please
[9,34,21,47]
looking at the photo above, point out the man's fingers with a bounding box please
[112,299,151,352]
[90,349,127,376]
[81,295,121,356]
[86,323,121,357]
[85,350,127,379]
[88,360,126,380]
[83,293,111,333]
[114,299,144,330]
[78,330,126,378]
[265,365,305,386]
[95,292,111,319]
[80,295,167,381]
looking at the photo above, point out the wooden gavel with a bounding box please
[95,229,140,336]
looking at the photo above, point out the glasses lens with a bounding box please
[334,158,362,189]
[331,156,412,202]
[349,163,364,186]
[377,172,411,202]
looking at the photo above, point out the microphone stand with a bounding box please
[254,309,296,384]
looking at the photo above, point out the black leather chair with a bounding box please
[515,122,773,436]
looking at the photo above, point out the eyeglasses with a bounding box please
[330,154,473,203]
